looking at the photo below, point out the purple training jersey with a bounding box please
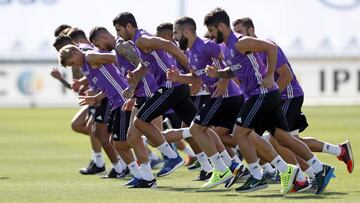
[257,44,304,99]
[132,29,181,88]
[83,52,129,110]
[223,32,278,97]
[115,37,157,97]
[188,37,242,98]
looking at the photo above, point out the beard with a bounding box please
[178,36,188,51]
[215,30,224,43]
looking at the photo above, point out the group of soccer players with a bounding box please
[50,7,354,194]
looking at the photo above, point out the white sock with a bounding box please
[232,155,242,165]
[157,142,177,159]
[140,162,155,181]
[322,142,341,156]
[128,161,143,179]
[261,163,275,174]
[306,156,324,174]
[248,159,263,180]
[209,152,227,172]
[196,152,212,172]
[304,166,316,179]
[93,152,104,167]
[295,164,306,182]
[183,146,196,157]
[142,136,148,145]
[118,156,127,170]
[271,155,288,174]
[181,128,192,139]
[220,150,232,167]
[112,161,123,173]
[149,151,160,160]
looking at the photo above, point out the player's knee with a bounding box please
[71,121,81,133]
[134,117,145,130]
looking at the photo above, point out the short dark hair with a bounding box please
[54,24,71,37]
[156,22,173,33]
[53,35,74,51]
[175,16,196,33]
[204,7,230,27]
[67,27,87,41]
[232,17,255,29]
[113,12,138,28]
[89,26,109,43]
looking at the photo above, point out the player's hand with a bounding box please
[166,67,180,82]
[262,75,275,89]
[122,98,135,111]
[71,79,81,92]
[211,79,227,97]
[78,85,88,96]
[205,65,218,78]
[50,68,63,80]
[123,87,135,99]
[78,95,96,106]
[126,70,138,88]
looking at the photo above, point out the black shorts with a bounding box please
[137,84,197,126]
[190,94,211,110]
[134,96,148,109]
[194,96,244,130]
[163,112,183,129]
[94,97,111,123]
[88,105,96,117]
[237,90,289,135]
[107,107,131,141]
[281,96,308,133]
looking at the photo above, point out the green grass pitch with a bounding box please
[0,106,359,203]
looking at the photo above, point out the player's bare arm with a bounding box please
[136,35,189,70]
[276,64,293,93]
[235,36,277,88]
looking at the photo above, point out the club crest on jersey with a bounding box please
[142,60,150,67]
[194,54,199,62]
[92,77,98,84]
[230,49,235,58]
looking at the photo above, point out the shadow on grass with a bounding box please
[156,186,228,193]
[242,191,348,199]
[0,177,10,180]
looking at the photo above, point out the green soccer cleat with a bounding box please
[201,168,232,189]
[235,176,268,192]
[280,164,299,194]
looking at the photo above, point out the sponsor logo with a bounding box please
[17,71,43,95]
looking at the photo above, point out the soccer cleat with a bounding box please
[150,157,163,169]
[239,167,251,180]
[129,179,157,188]
[188,160,201,171]
[235,176,268,192]
[201,168,232,189]
[337,140,354,173]
[184,156,198,166]
[101,168,123,179]
[157,155,184,177]
[280,164,299,194]
[263,170,281,184]
[224,161,242,188]
[314,164,335,194]
[79,162,105,175]
[193,170,212,181]
[291,178,312,193]
[124,176,141,187]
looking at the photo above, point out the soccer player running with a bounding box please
[88,26,166,186]
[112,12,208,186]
[58,45,144,184]
[168,16,246,189]
[233,17,354,175]
[50,32,105,175]
[204,8,303,193]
